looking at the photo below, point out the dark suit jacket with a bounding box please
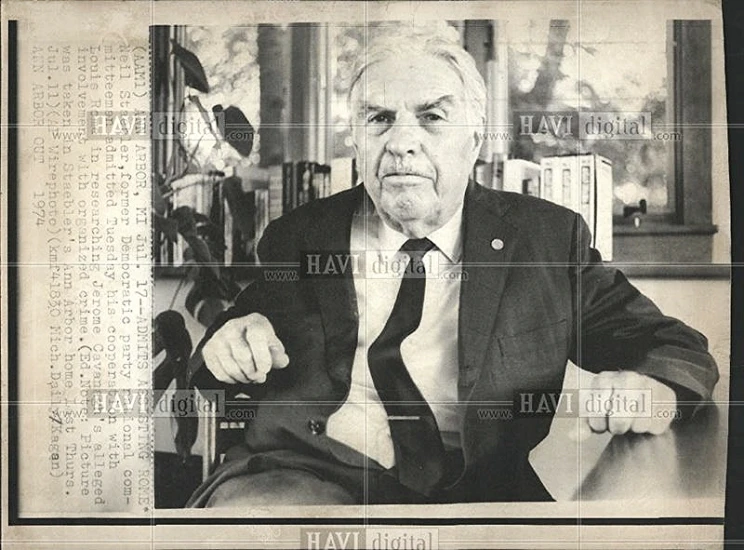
[190,182,719,501]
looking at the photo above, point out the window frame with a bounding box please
[612,20,721,276]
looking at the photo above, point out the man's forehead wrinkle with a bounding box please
[355,94,458,114]
[421,95,456,110]
[357,59,464,99]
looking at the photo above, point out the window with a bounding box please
[181,26,261,170]
[162,20,720,273]
[292,19,719,271]
[505,18,674,219]
[466,19,718,270]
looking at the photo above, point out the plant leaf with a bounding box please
[187,237,213,267]
[153,213,180,242]
[184,280,205,318]
[171,206,198,238]
[172,208,218,278]
[183,278,233,326]
[184,280,215,319]
[171,40,210,93]
[175,358,198,460]
[222,277,242,301]
[152,310,193,406]
[152,172,168,215]
[154,310,193,358]
[195,297,228,327]
[152,356,177,409]
[174,415,198,461]
[187,95,218,140]
[222,176,255,238]
[192,212,212,225]
[213,104,254,157]
[183,247,195,264]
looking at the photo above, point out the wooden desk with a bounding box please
[531,405,727,501]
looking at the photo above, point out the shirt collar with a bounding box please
[377,204,464,263]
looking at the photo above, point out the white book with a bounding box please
[267,165,283,222]
[540,154,613,260]
[502,159,541,195]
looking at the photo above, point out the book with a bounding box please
[282,162,295,214]
[296,161,315,205]
[502,159,541,195]
[267,165,283,222]
[255,188,270,250]
[539,154,613,260]
[279,161,335,213]
[169,173,213,266]
[318,164,331,198]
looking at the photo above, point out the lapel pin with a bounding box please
[490,238,505,251]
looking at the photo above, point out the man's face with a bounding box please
[350,54,482,238]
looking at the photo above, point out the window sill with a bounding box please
[610,263,729,279]
[613,223,718,236]
[612,223,718,266]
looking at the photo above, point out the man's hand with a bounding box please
[573,371,678,440]
[203,313,290,384]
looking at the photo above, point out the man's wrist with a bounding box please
[648,376,700,421]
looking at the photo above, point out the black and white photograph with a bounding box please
[2,0,739,548]
[151,9,729,511]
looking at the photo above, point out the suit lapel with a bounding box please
[303,182,518,400]
[458,183,519,397]
[302,185,366,394]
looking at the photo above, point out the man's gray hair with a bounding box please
[347,23,487,126]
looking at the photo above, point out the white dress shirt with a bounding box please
[325,204,464,468]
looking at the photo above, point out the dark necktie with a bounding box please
[367,237,446,496]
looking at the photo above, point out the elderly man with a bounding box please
[187,27,718,506]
